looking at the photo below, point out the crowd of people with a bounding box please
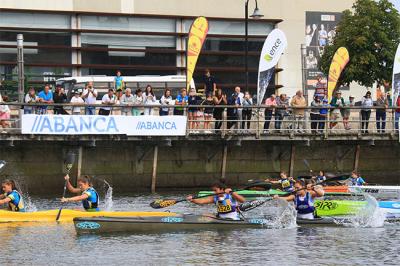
[1,70,400,134]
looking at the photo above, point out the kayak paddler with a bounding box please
[0,179,25,212]
[349,171,366,186]
[274,180,324,220]
[186,182,245,220]
[267,171,295,193]
[61,175,100,212]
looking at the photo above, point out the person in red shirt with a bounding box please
[314,75,327,100]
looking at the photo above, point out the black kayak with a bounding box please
[73,214,343,234]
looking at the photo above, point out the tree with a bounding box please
[320,0,400,88]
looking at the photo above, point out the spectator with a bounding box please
[113,89,123,115]
[234,86,244,130]
[290,90,307,133]
[188,88,202,132]
[132,89,144,116]
[375,92,388,133]
[319,99,329,133]
[201,92,214,133]
[120,88,135,116]
[114,70,125,91]
[70,89,84,115]
[275,94,289,133]
[53,85,68,115]
[329,90,345,129]
[174,88,188,116]
[143,85,157,115]
[37,84,54,115]
[213,89,227,131]
[314,75,327,100]
[395,94,400,130]
[264,94,277,133]
[0,95,10,133]
[24,87,39,114]
[82,82,98,115]
[99,89,116,116]
[160,88,173,116]
[242,91,253,132]
[203,69,217,96]
[360,91,373,134]
[342,95,355,130]
[310,96,322,133]
[227,93,239,131]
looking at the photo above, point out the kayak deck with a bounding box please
[0,209,176,223]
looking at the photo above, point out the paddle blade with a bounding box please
[239,198,272,212]
[0,160,6,172]
[150,199,178,209]
[56,207,63,221]
[64,152,76,173]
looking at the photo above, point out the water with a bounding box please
[1,194,400,266]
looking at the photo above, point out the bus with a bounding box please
[55,75,196,100]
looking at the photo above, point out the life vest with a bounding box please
[5,190,25,212]
[82,187,99,211]
[316,175,326,183]
[213,193,237,215]
[281,178,294,192]
[350,177,364,186]
[295,192,315,215]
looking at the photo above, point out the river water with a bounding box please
[1,193,400,266]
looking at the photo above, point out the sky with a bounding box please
[390,0,400,10]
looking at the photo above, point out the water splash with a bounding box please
[24,192,37,212]
[103,180,113,211]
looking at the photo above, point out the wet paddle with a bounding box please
[56,152,76,221]
[0,160,6,172]
[149,181,272,209]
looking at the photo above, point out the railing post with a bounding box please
[221,144,228,181]
[76,146,83,181]
[151,145,159,193]
[256,107,260,139]
[289,145,295,177]
[353,144,360,172]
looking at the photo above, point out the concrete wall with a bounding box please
[0,140,399,194]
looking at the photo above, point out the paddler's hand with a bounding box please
[224,188,232,194]
[61,197,68,203]
[64,174,70,180]
[306,184,313,190]
[273,195,280,200]
[186,195,193,202]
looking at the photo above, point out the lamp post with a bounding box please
[17,34,24,122]
[245,0,263,95]
[301,43,307,103]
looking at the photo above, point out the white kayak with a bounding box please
[348,185,400,200]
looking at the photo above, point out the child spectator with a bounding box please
[114,70,125,91]
[70,89,84,115]
[319,99,329,133]
[242,91,253,132]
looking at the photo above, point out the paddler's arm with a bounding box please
[225,188,245,203]
[64,174,81,194]
[273,194,295,202]
[0,194,5,200]
[0,197,11,204]
[309,185,324,198]
[61,193,88,203]
[186,195,214,205]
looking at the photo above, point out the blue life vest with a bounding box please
[350,177,365,186]
[316,175,326,183]
[295,192,314,215]
[82,187,99,211]
[5,190,25,212]
[213,193,237,215]
[280,178,294,192]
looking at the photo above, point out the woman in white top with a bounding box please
[0,95,11,133]
[159,88,173,116]
[143,85,157,115]
[132,89,144,116]
[361,91,373,134]
[24,87,39,114]
[70,89,84,115]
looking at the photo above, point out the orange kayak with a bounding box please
[323,186,349,193]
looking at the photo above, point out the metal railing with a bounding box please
[0,102,399,139]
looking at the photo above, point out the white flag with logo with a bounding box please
[392,43,400,107]
[257,29,287,104]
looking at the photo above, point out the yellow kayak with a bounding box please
[0,209,176,223]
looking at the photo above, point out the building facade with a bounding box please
[0,0,360,99]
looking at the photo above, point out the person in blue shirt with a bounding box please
[349,171,366,186]
[315,170,326,183]
[274,180,324,220]
[61,175,99,211]
[268,171,295,193]
[114,70,125,91]
[187,182,245,220]
[37,84,54,114]
[0,179,25,212]
[318,99,329,133]
[174,88,188,116]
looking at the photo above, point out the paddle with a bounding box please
[56,152,76,221]
[0,160,6,172]
[239,174,349,212]
[149,181,272,209]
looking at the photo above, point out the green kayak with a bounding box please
[314,200,366,216]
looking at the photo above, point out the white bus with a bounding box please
[56,75,196,100]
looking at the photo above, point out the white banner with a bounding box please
[257,29,287,104]
[392,43,400,107]
[21,115,187,136]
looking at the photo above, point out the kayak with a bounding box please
[73,214,344,234]
[0,209,176,223]
[324,186,348,193]
[348,185,400,199]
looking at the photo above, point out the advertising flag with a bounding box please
[391,43,400,107]
[186,17,209,90]
[257,29,287,104]
[327,47,349,101]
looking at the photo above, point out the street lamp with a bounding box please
[245,0,263,95]
[301,43,307,102]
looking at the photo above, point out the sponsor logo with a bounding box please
[315,201,338,210]
[161,217,184,223]
[136,121,177,131]
[30,116,118,134]
[264,54,272,62]
[248,219,266,225]
[76,222,101,230]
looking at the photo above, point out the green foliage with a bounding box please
[320,0,400,88]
